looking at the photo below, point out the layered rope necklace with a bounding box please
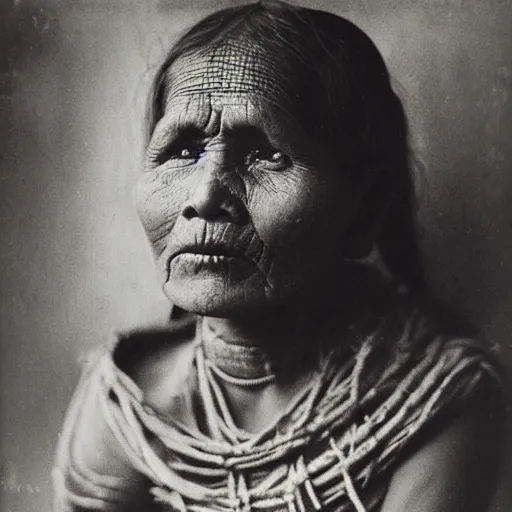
[97,306,498,512]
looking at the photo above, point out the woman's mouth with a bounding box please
[165,227,267,283]
[173,252,236,265]
[171,243,247,260]
[169,250,254,278]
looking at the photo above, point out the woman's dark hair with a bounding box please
[146,0,426,295]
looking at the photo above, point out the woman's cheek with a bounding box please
[135,171,186,253]
[247,170,323,249]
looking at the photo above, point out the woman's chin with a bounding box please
[163,275,267,317]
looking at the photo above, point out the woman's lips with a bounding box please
[169,251,255,278]
[170,247,246,263]
[170,243,247,261]
[173,252,237,264]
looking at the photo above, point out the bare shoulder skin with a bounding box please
[54,357,157,510]
[54,323,197,510]
[381,375,505,512]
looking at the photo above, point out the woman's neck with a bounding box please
[201,264,390,379]
[204,305,303,347]
[201,303,327,380]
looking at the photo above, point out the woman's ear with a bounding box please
[341,168,397,259]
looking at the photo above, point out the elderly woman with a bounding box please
[53,2,505,511]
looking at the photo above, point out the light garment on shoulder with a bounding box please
[53,302,503,512]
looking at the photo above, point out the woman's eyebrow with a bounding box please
[155,122,206,145]
[156,97,212,140]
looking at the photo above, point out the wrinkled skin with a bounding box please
[136,44,369,317]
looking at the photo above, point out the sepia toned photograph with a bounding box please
[1,1,511,510]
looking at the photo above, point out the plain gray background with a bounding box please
[1,0,511,510]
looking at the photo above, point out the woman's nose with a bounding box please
[181,172,247,224]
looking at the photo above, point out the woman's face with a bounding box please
[136,47,366,316]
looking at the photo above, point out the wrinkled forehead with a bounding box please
[164,40,297,108]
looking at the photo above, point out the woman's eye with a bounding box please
[155,143,205,166]
[175,145,205,161]
[246,147,290,169]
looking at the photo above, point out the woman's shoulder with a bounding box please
[380,291,506,406]
[375,299,507,512]
[53,345,156,510]
[328,291,507,511]
[343,289,507,464]
[109,309,199,417]
[53,310,199,510]
[112,310,197,379]
[371,287,501,364]
[380,371,506,512]
[59,308,199,455]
